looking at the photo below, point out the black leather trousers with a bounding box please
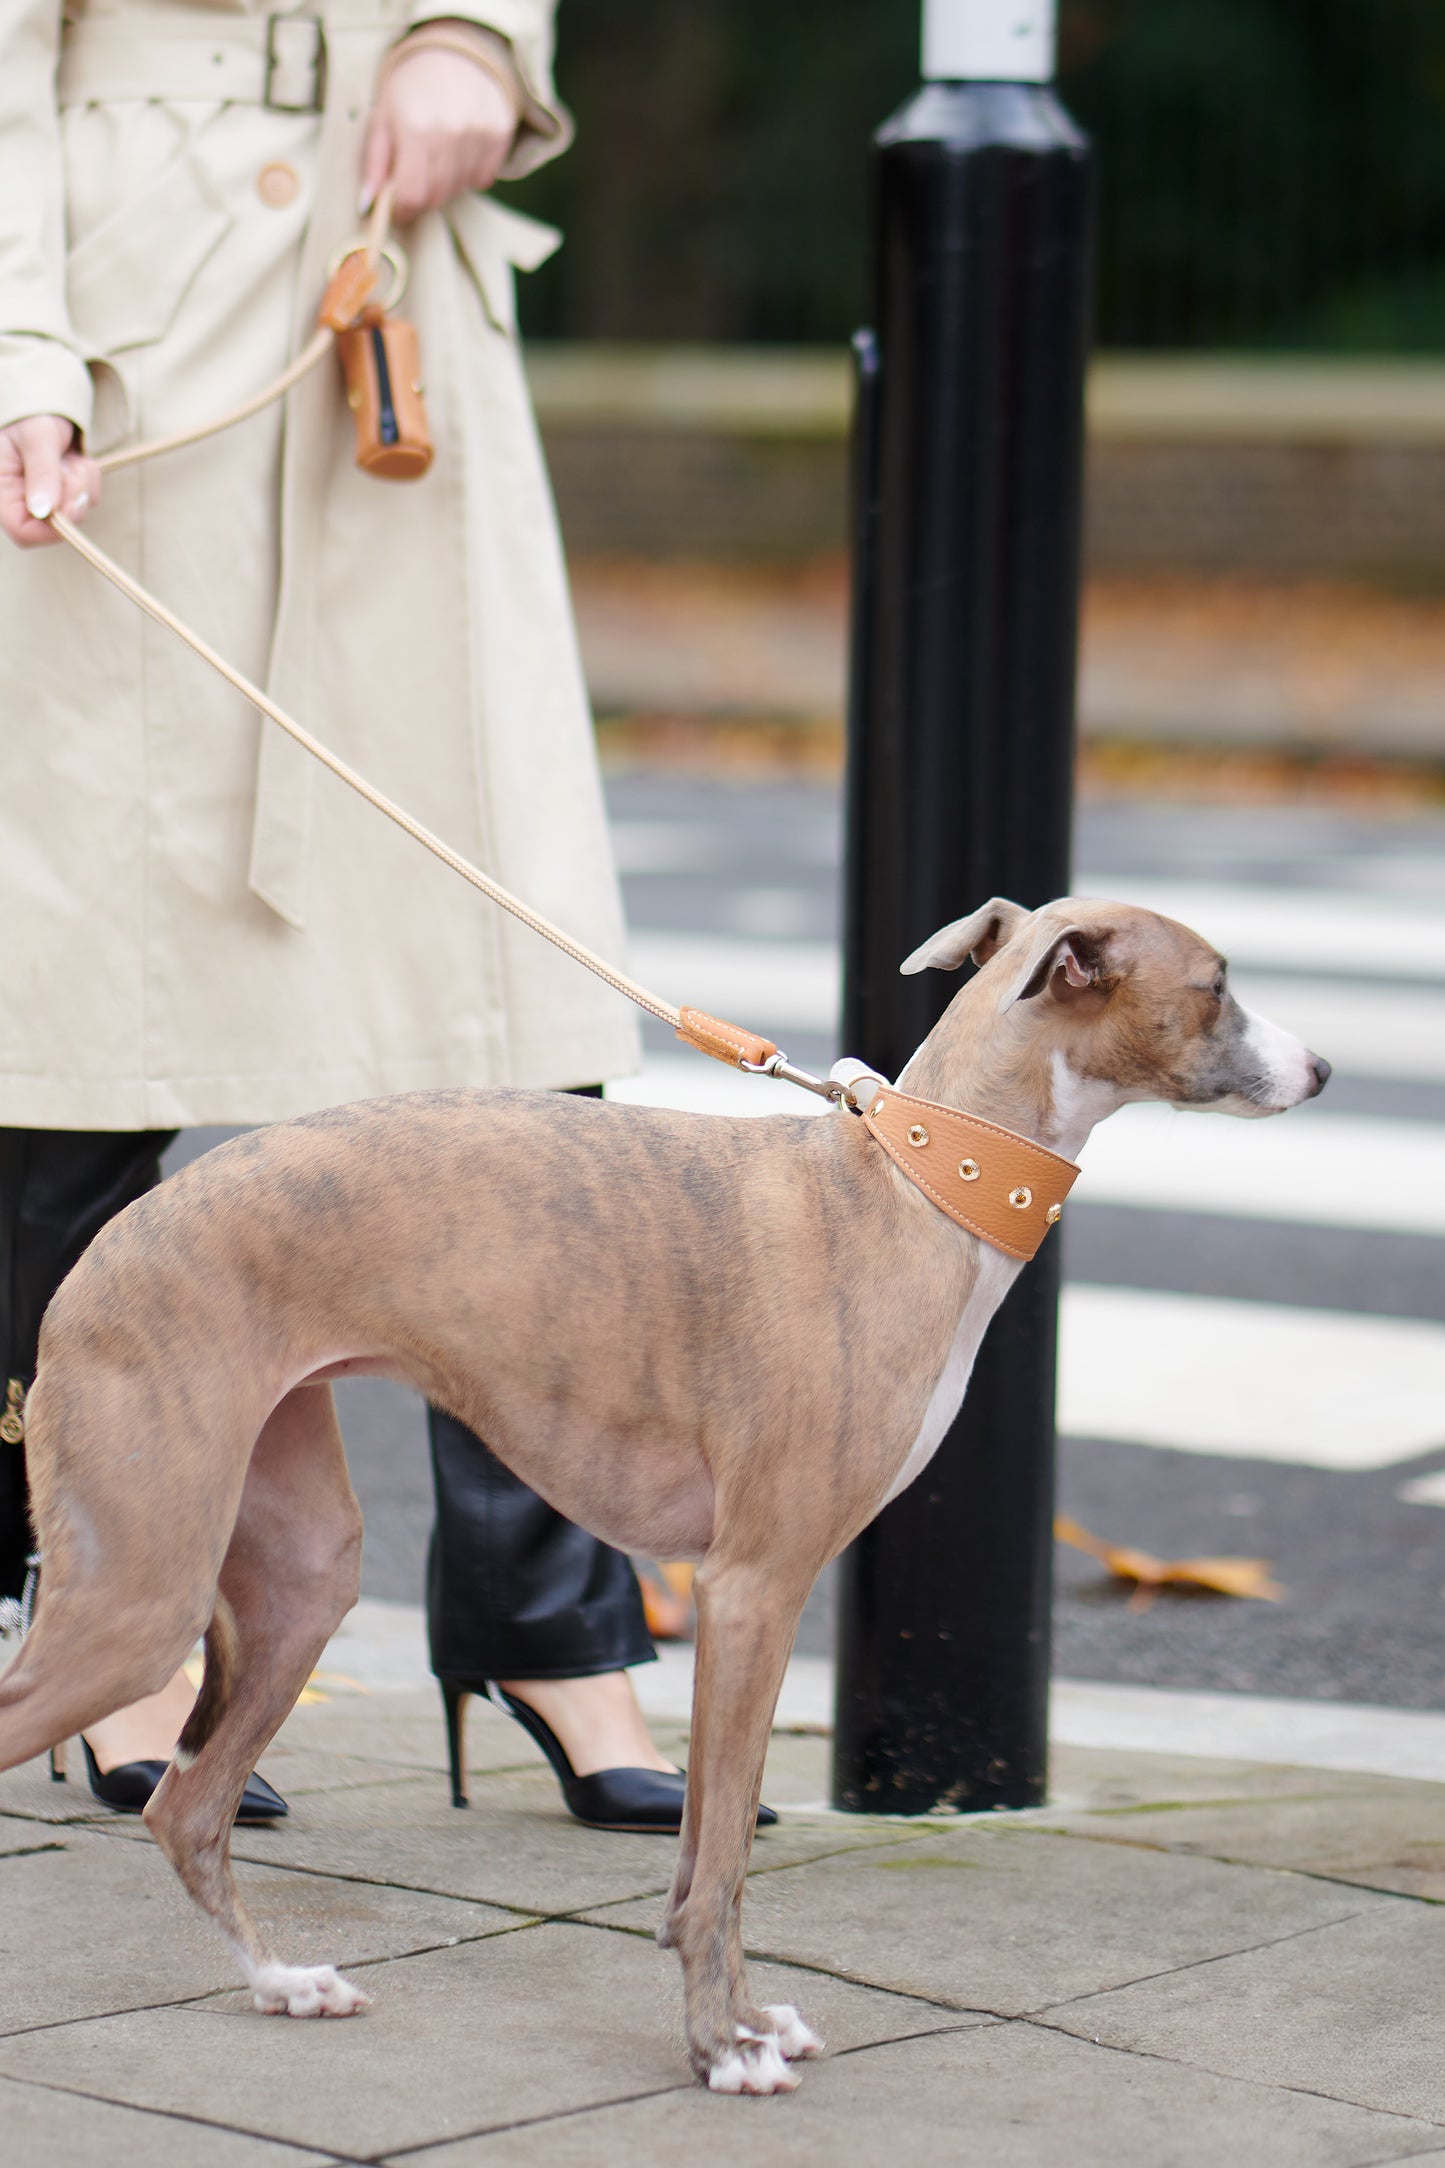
[0,1127,176,1602]
[425,1410,653,1683]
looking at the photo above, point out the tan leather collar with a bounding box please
[861,1086,1079,1262]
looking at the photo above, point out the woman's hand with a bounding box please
[361,44,520,225]
[0,416,101,549]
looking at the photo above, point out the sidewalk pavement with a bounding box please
[4,1614,1445,2164]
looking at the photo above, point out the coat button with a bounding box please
[257,161,300,208]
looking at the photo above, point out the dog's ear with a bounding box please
[899,897,1030,976]
[997,923,1107,1013]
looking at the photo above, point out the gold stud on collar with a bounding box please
[1046,1203,1062,1225]
[907,1123,930,1148]
[1008,1185,1033,1211]
[958,1157,980,1181]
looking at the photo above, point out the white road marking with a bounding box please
[628,930,838,1035]
[1079,1101,1445,1239]
[1396,1468,1445,1509]
[1060,1284,1445,1469]
[1232,972,1445,1081]
[1074,876,1445,982]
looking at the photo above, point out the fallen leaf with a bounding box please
[638,1559,696,1640]
[1054,1514,1284,1612]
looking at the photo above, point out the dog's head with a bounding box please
[902,895,1329,1118]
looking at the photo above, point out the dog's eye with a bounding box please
[1211,971,1226,1001]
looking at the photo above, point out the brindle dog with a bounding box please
[0,897,1327,2092]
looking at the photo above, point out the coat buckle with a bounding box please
[264,15,327,113]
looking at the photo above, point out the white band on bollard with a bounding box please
[921,0,1056,84]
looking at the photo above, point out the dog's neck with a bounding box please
[895,975,1125,1162]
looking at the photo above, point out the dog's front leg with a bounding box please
[660,1558,823,2093]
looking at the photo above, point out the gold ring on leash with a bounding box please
[325,236,409,314]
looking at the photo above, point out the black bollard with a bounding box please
[832,31,1092,1813]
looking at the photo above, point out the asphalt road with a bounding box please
[168,776,1445,1710]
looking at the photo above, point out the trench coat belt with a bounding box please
[56,13,392,112]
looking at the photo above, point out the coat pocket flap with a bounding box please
[67,149,232,357]
[446,196,560,336]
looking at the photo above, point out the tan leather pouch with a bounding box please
[336,313,433,481]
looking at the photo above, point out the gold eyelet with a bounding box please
[907,1124,930,1149]
[958,1158,980,1182]
[1046,1203,1062,1225]
[1008,1185,1033,1211]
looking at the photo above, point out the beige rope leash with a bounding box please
[93,186,398,479]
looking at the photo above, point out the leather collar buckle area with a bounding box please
[265,14,327,113]
[861,1086,1079,1263]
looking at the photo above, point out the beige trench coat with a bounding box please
[0,0,639,1130]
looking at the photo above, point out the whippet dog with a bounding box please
[0,896,1327,2093]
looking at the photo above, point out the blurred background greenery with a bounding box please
[508,0,1445,352]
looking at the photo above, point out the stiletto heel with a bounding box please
[440,1677,470,1808]
[473,1681,777,1836]
[77,1736,287,1823]
[49,1739,67,1783]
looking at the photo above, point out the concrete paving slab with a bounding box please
[587,1821,1380,2015]
[220,1766,915,1917]
[1047,1741,1401,1812]
[1038,1758,1445,1902]
[0,1920,971,2158]
[1049,1903,1445,2125]
[0,1826,522,2036]
[0,1752,142,1825]
[396,2018,1445,2168]
[0,1813,70,1858]
[0,2074,338,2168]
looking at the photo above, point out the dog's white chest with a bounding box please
[881,1248,1020,1507]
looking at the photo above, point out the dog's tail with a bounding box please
[174,1593,240,1768]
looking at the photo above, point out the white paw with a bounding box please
[250,1962,371,2019]
[763,2003,824,2060]
[707,2029,801,2095]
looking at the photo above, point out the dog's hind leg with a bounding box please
[143,1383,368,2019]
[660,1557,823,2093]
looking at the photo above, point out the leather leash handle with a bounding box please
[99,183,401,478]
[675,1010,779,1070]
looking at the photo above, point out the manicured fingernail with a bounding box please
[73,490,90,513]
[26,492,53,519]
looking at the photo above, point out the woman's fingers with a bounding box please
[367,48,518,223]
[59,445,101,525]
[0,416,75,548]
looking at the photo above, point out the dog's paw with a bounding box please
[705,2026,802,2095]
[762,2003,824,2060]
[250,1962,371,2019]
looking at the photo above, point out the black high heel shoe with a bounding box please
[48,1738,288,1824]
[439,1678,777,1834]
